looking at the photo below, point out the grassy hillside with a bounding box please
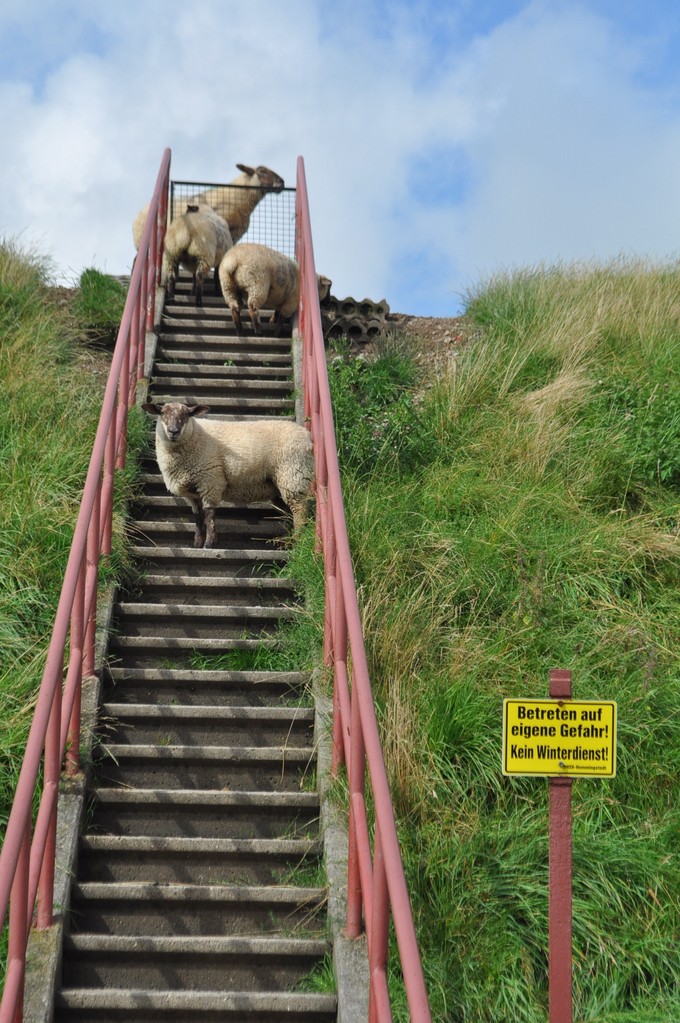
[1,243,678,1021]
[323,259,680,1022]
[0,243,134,834]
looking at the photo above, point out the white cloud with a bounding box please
[1,0,680,313]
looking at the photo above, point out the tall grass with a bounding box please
[0,240,138,831]
[319,259,680,1021]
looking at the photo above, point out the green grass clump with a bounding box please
[70,267,127,345]
[323,259,680,1021]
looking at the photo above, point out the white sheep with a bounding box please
[218,242,332,336]
[188,163,285,243]
[141,402,315,548]
[132,163,285,251]
[163,205,233,306]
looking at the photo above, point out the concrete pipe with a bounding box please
[345,317,366,341]
[326,318,348,340]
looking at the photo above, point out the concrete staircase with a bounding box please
[54,278,337,1022]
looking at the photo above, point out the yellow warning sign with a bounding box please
[502,699,617,778]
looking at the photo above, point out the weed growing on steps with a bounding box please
[296,950,337,994]
[316,260,680,1021]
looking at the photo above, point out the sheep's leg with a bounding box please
[192,508,207,548]
[248,301,262,336]
[194,259,211,307]
[204,507,218,548]
[185,494,206,548]
[270,310,285,338]
[166,263,178,301]
[231,304,244,335]
[287,497,309,535]
[213,266,220,296]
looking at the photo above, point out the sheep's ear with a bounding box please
[142,402,162,415]
[188,405,211,417]
[236,163,254,176]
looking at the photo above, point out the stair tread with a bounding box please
[130,545,289,558]
[92,788,318,805]
[113,602,294,617]
[101,704,313,720]
[130,573,296,587]
[65,934,329,955]
[73,881,325,901]
[109,636,279,648]
[151,376,293,389]
[158,329,291,345]
[56,988,337,1010]
[80,835,321,854]
[107,667,308,681]
[99,744,313,760]
[153,365,291,377]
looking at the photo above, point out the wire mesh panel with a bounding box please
[170,181,297,260]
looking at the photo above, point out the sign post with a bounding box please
[548,668,573,1023]
[502,671,617,1023]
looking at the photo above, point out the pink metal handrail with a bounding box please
[295,155,432,1022]
[0,147,171,1023]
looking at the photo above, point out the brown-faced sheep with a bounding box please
[132,163,284,251]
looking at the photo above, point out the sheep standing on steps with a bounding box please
[189,163,285,243]
[163,205,233,306]
[132,163,285,251]
[141,402,315,548]
[218,242,332,336]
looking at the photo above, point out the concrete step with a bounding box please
[61,932,330,990]
[128,545,290,575]
[149,374,294,394]
[99,703,315,747]
[86,788,320,840]
[127,517,290,543]
[153,361,292,378]
[133,478,288,503]
[153,348,292,367]
[108,634,279,653]
[121,572,300,607]
[104,667,310,706]
[145,391,295,413]
[157,331,292,352]
[113,600,295,630]
[69,880,327,935]
[76,834,322,885]
[93,743,316,791]
[55,987,337,1022]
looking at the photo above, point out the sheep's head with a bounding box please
[142,402,210,443]
[236,163,285,193]
[317,275,333,305]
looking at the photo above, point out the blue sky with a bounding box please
[2,0,680,315]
